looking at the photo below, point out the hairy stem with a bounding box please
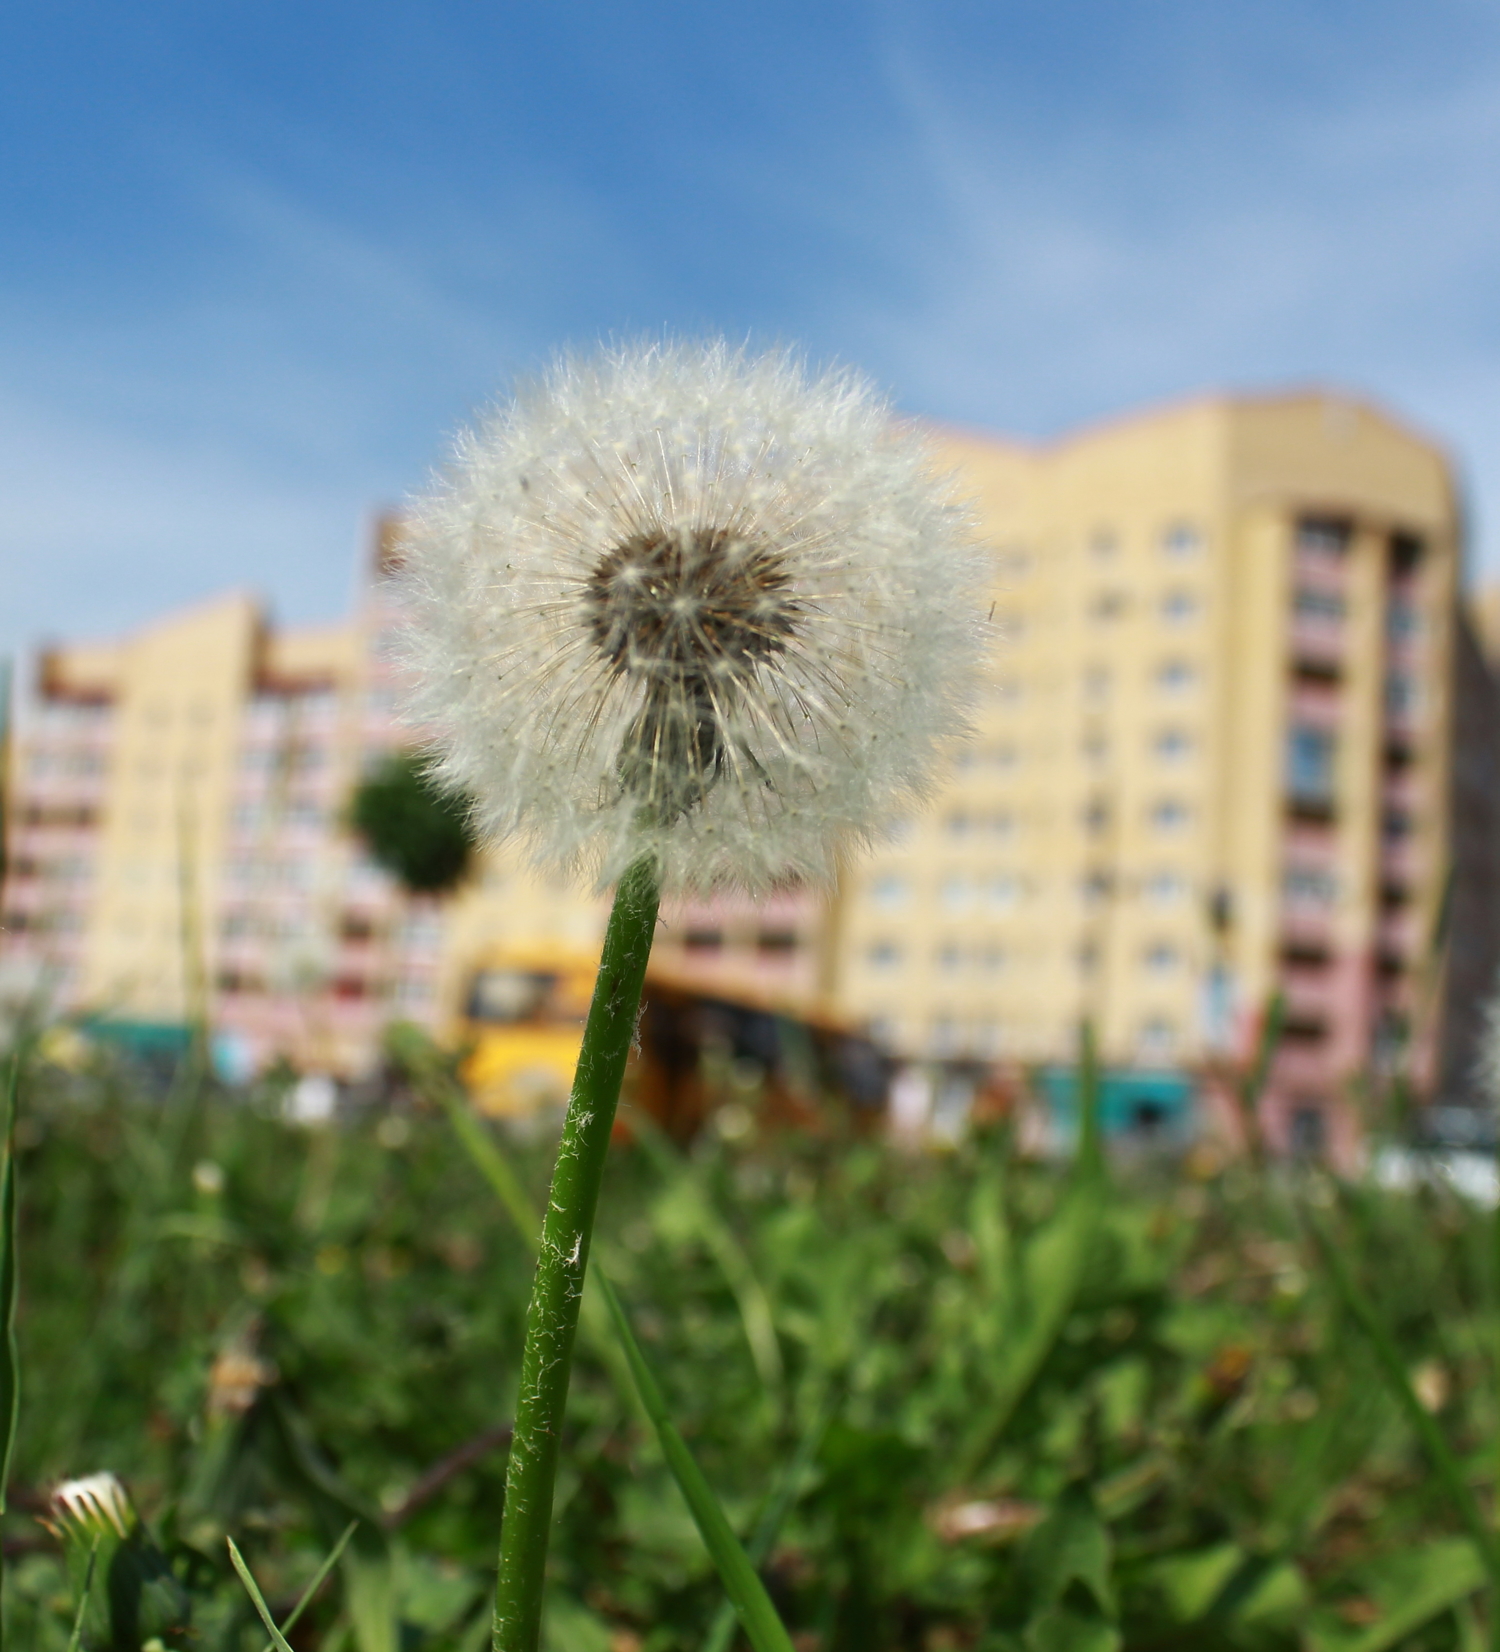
[492,855,661,1652]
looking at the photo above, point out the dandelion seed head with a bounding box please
[394,339,987,891]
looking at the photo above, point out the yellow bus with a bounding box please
[456,946,893,1132]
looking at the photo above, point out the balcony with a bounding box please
[1289,614,1346,669]
[1380,835,1423,884]
[1281,898,1334,952]
[1281,963,1338,1026]
[1272,1043,1341,1093]
[1383,769,1422,814]
[1377,910,1423,959]
[1288,682,1341,729]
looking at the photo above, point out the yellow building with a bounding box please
[0,525,822,1080]
[827,391,1458,1159]
[2,390,1463,1158]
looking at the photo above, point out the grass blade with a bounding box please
[0,1061,20,1652]
[599,1271,795,1652]
[260,1520,359,1652]
[702,1391,833,1652]
[227,1536,295,1652]
[63,1537,99,1652]
[432,1079,541,1253]
[957,1027,1105,1479]
[630,1112,784,1403]
[1306,1208,1500,1590]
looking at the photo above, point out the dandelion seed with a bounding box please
[394,339,985,891]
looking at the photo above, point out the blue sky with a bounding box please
[4,1,1500,664]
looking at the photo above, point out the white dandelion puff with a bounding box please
[394,339,986,891]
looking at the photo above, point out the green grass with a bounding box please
[2,1036,1498,1650]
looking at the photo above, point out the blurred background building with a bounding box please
[4,388,1495,1157]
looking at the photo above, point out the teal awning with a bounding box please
[1035,1065,1195,1138]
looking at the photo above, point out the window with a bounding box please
[867,941,903,971]
[684,929,722,952]
[216,969,261,996]
[1156,659,1196,694]
[1382,807,1414,841]
[1137,1017,1178,1060]
[1385,673,1419,716]
[1387,601,1420,640]
[1296,518,1349,560]
[989,812,1017,840]
[1153,728,1193,762]
[1081,732,1109,765]
[1144,870,1185,905]
[973,1019,1004,1057]
[1390,532,1424,574]
[1089,529,1119,561]
[1080,869,1112,907]
[936,943,962,973]
[402,912,444,949]
[941,876,974,913]
[930,1018,961,1057]
[945,813,973,839]
[1162,522,1201,558]
[1284,866,1335,904]
[1160,589,1199,624]
[988,874,1022,911]
[1294,588,1345,621]
[978,944,1005,973]
[1089,590,1128,622]
[757,931,798,956]
[1150,799,1190,832]
[992,743,1019,770]
[997,545,1032,577]
[1082,797,1110,836]
[1084,665,1113,702]
[1289,1104,1326,1157]
[870,873,909,910]
[1287,727,1335,804]
[1144,942,1178,973]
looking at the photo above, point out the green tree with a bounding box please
[350,754,476,894]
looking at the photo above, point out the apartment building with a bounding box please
[1,390,1465,1157]
[826,392,1459,1159]
[0,521,822,1078]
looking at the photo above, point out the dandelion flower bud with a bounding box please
[395,339,986,891]
[49,1472,134,1540]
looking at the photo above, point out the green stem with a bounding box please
[492,855,661,1652]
